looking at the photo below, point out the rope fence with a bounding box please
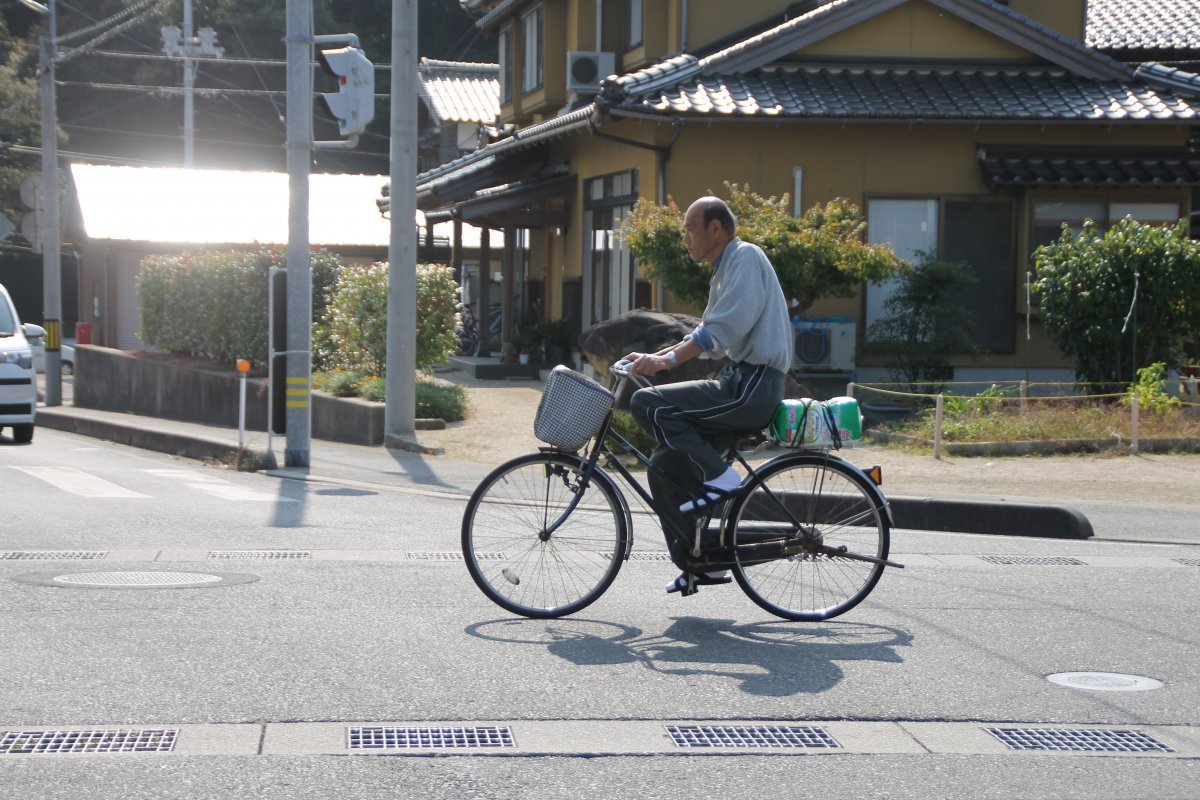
[843,378,1200,459]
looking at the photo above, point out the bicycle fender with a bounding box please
[827,454,894,527]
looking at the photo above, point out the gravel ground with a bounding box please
[417,369,1199,509]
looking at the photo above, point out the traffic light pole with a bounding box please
[384,0,418,449]
[38,0,62,407]
[284,0,312,467]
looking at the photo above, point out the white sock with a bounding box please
[704,570,729,580]
[705,466,740,491]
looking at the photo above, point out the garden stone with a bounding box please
[578,308,724,408]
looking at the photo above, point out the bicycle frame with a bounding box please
[553,370,899,572]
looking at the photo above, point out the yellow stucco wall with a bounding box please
[799,0,1032,60]
[1009,0,1086,42]
[615,120,1191,368]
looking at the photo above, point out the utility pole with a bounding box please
[21,0,61,405]
[385,0,418,449]
[161,0,223,167]
[284,0,312,467]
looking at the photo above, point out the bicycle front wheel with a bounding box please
[462,452,629,618]
[728,453,890,621]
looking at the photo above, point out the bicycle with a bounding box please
[461,361,904,621]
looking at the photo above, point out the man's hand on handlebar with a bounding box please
[619,351,671,378]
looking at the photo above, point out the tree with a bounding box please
[622,183,904,314]
[866,251,978,395]
[1033,218,1200,390]
[0,13,43,224]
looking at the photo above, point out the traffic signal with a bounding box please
[317,46,375,137]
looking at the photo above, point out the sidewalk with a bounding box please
[33,369,1200,540]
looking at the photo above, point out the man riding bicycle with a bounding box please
[623,196,793,595]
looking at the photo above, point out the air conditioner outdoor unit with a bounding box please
[792,319,856,372]
[566,51,616,93]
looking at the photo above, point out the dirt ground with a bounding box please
[416,369,1199,509]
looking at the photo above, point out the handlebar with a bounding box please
[609,359,653,389]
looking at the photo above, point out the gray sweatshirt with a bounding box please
[691,238,793,373]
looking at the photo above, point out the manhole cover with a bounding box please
[13,571,259,589]
[1047,672,1164,691]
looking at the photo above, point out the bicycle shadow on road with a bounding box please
[465,616,913,697]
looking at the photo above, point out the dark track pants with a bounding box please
[629,361,785,571]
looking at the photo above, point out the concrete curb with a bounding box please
[36,409,276,471]
[889,495,1093,539]
[36,409,1095,539]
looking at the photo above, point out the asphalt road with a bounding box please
[1,429,1197,799]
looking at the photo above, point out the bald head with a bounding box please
[683,196,737,263]
[687,196,737,235]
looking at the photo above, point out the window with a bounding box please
[867,197,1016,351]
[521,6,543,93]
[499,27,512,103]
[627,0,643,49]
[583,170,640,326]
[1032,200,1181,249]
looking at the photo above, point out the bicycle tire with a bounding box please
[462,452,629,618]
[728,453,890,621]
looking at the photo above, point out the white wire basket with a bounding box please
[534,365,614,451]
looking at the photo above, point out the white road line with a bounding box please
[144,469,296,502]
[11,466,150,499]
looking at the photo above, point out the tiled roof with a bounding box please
[1135,62,1200,97]
[418,59,500,124]
[617,66,1199,122]
[978,147,1200,186]
[1086,0,1200,51]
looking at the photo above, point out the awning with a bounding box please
[978,146,1200,187]
[429,172,575,230]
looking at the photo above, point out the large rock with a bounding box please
[579,309,725,405]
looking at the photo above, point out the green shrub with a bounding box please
[1122,362,1181,416]
[1034,218,1200,389]
[315,261,460,374]
[867,251,979,394]
[139,247,342,368]
[622,184,905,313]
[608,408,656,458]
[416,378,468,421]
[358,375,386,403]
[312,369,364,397]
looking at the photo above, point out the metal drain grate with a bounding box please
[0,551,107,561]
[406,552,504,561]
[0,729,177,754]
[604,552,675,561]
[666,725,839,749]
[1174,558,1200,567]
[347,726,515,749]
[980,556,1086,566]
[208,550,312,560]
[985,727,1175,753]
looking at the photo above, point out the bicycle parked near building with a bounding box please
[461,361,903,621]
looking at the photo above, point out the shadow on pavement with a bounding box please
[465,616,913,697]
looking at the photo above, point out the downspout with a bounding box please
[681,0,687,52]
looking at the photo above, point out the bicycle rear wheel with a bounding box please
[462,452,628,618]
[728,453,890,621]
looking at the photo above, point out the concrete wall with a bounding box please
[73,345,386,446]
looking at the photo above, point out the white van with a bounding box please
[0,283,43,443]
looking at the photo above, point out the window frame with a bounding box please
[521,5,544,94]
[498,26,513,104]
[865,194,1018,354]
